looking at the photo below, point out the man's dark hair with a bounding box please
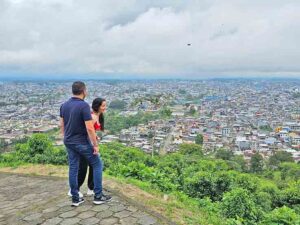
[72,81,86,95]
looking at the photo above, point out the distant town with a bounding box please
[0,79,300,163]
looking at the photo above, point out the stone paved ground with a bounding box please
[0,172,166,225]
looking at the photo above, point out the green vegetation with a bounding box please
[130,94,167,108]
[195,134,203,145]
[250,152,264,174]
[262,206,300,225]
[105,111,160,134]
[1,134,300,224]
[0,139,7,148]
[184,94,204,104]
[187,107,197,116]
[178,89,187,95]
[215,149,234,161]
[105,109,172,134]
[269,151,294,169]
[292,92,300,99]
[0,134,67,165]
[159,107,172,118]
[109,99,127,110]
[259,125,273,132]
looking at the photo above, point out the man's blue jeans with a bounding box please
[65,144,103,201]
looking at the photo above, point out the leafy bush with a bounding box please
[232,174,259,193]
[105,111,160,134]
[220,188,259,224]
[215,149,234,160]
[269,151,294,170]
[179,143,203,156]
[3,134,67,165]
[184,171,233,201]
[277,181,300,211]
[262,206,300,225]
[254,192,272,212]
[279,162,300,181]
[250,153,264,173]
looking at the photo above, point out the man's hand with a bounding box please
[93,146,99,155]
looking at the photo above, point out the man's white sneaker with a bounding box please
[87,188,95,196]
[68,190,83,198]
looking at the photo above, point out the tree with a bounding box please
[189,107,196,115]
[195,134,203,145]
[105,111,159,134]
[220,188,259,223]
[250,152,264,173]
[279,162,300,181]
[28,133,53,155]
[159,107,172,118]
[179,143,203,156]
[254,192,272,212]
[0,138,7,148]
[231,155,247,172]
[215,149,234,160]
[292,92,300,99]
[186,94,194,101]
[148,131,155,139]
[262,206,300,225]
[279,181,300,208]
[178,89,186,95]
[109,100,127,110]
[184,170,233,201]
[184,171,214,200]
[233,173,259,193]
[269,151,294,169]
[259,125,273,132]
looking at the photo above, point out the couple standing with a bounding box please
[60,81,111,206]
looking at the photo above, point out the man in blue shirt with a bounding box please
[60,81,111,206]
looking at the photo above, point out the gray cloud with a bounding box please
[0,0,300,77]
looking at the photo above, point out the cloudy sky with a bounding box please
[0,0,300,79]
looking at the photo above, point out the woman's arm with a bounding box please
[91,113,101,140]
[91,113,98,124]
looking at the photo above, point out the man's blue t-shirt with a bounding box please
[60,97,92,145]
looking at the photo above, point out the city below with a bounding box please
[0,79,300,163]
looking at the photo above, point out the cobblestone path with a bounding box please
[0,172,166,225]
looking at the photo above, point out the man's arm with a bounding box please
[60,117,64,137]
[85,120,99,154]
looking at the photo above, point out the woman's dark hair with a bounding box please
[92,97,106,131]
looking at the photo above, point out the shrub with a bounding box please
[278,181,300,210]
[184,171,233,201]
[262,206,300,225]
[179,143,203,156]
[220,188,259,224]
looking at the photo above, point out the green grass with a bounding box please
[0,161,26,168]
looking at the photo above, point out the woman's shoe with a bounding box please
[68,189,83,198]
[87,188,95,196]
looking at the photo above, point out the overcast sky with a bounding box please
[0,0,300,79]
